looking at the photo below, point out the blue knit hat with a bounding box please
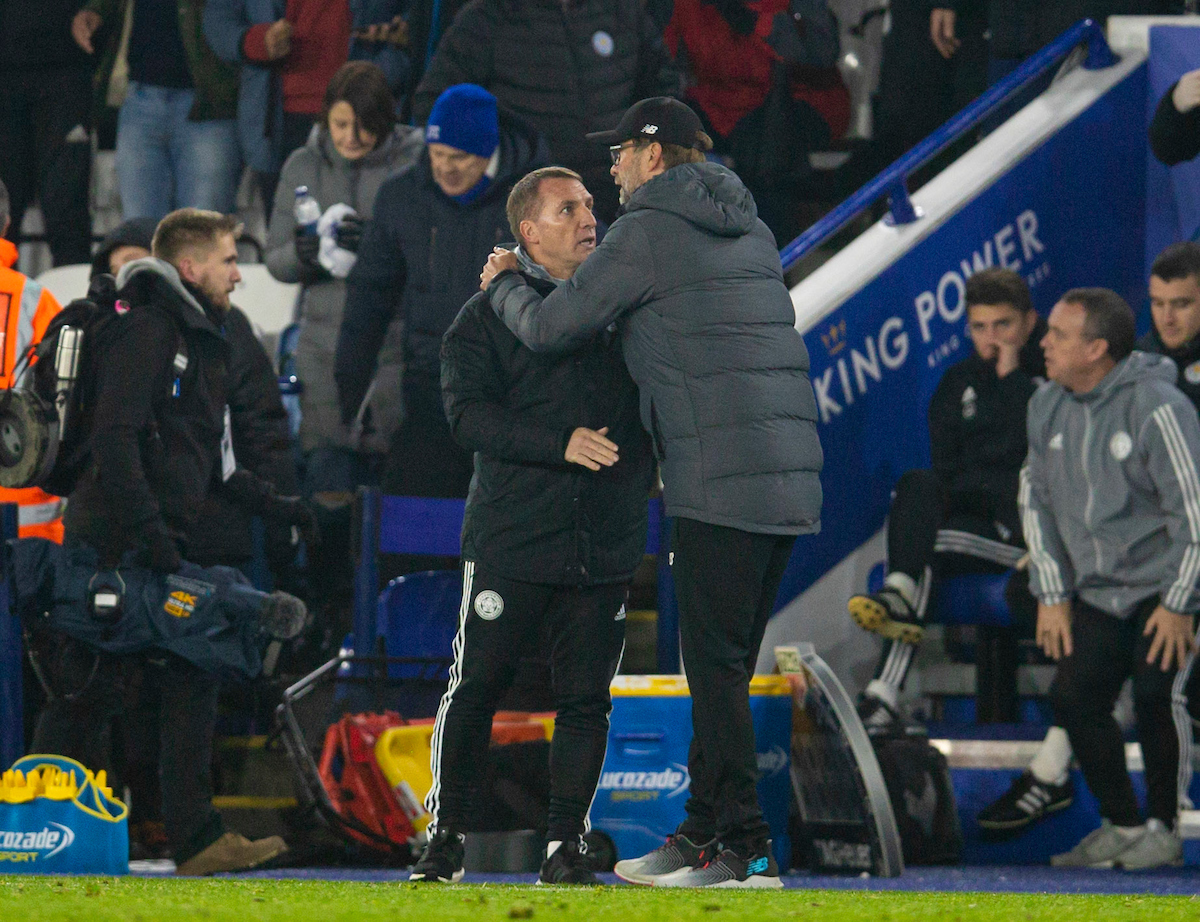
[426,84,499,158]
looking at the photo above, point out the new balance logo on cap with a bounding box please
[642,124,659,134]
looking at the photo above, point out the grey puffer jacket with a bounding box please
[266,124,423,454]
[1021,352,1200,618]
[488,161,822,535]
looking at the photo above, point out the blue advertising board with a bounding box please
[774,60,1148,605]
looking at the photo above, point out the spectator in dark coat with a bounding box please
[91,217,159,279]
[411,0,680,221]
[1150,67,1200,168]
[336,84,547,517]
[0,0,93,266]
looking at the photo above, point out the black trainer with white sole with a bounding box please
[977,770,1073,838]
[409,829,465,882]
[538,837,601,885]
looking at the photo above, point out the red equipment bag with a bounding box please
[317,711,417,854]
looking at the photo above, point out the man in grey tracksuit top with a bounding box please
[480,98,821,888]
[1022,288,1199,870]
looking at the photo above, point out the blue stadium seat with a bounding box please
[930,572,1015,627]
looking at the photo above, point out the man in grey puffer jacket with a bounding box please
[481,98,821,888]
[1022,288,1199,871]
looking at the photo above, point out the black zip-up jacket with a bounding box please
[186,305,300,568]
[441,274,652,585]
[928,316,1046,524]
[336,111,548,426]
[64,259,232,564]
[0,0,93,72]
[1150,79,1200,168]
[1138,326,1200,414]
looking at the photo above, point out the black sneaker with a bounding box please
[856,694,927,739]
[848,588,923,644]
[538,837,601,885]
[655,845,782,889]
[409,829,465,882]
[613,833,717,885]
[977,770,1074,839]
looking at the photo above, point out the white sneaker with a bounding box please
[1050,819,1142,868]
[1116,819,1182,870]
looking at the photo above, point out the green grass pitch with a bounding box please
[1,878,1198,922]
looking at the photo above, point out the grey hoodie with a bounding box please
[489,161,821,535]
[1021,351,1200,617]
[266,124,423,456]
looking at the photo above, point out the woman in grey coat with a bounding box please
[266,61,422,492]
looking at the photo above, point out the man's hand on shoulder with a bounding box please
[480,247,519,291]
[1036,600,1072,660]
[565,426,618,471]
[1144,604,1196,672]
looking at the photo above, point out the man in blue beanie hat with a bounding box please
[425,84,501,204]
[336,85,548,566]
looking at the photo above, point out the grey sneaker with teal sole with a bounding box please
[613,834,716,885]
[1116,819,1182,870]
[1050,820,1142,868]
[654,847,782,889]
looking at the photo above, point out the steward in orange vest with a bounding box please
[0,235,66,541]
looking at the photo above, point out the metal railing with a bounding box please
[778,18,1118,272]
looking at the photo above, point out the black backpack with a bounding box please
[871,737,963,866]
[16,274,184,498]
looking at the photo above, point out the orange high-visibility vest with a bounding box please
[0,239,65,542]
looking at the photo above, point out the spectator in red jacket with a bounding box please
[664,0,849,242]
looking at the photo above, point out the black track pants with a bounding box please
[1051,597,1196,827]
[671,517,795,854]
[426,561,628,842]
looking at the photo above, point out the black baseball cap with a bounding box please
[585,97,713,151]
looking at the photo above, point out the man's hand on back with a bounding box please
[1144,604,1196,672]
[565,426,618,471]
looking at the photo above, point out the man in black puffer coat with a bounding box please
[336,85,547,519]
[410,167,651,885]
[483,99,821,889]
[412,0,680,222]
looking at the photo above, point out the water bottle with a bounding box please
[293,186,321,236]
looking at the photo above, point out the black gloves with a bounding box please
[294,229,328,284]
[335,214,364,253]
[137,527,182,574]
[267,495,320,548]
[295,228,320,266]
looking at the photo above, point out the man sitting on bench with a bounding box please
[848,267,1044,735]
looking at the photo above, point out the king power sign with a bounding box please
[775,60,1148,604]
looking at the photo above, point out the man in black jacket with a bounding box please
[336,85,547,548]
[409,167,652,885]
[35,209,312,876]
[481,98,819,889]
[848,268,1044,731]
[412,0,680,222]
